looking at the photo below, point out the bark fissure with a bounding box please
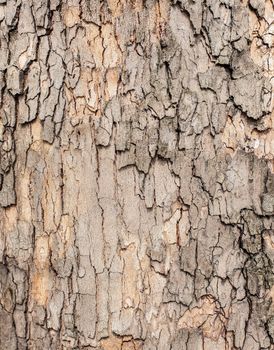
[0,0,273,349]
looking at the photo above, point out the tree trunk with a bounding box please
[0,0,273,349]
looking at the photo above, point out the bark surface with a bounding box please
[0,0,274,349]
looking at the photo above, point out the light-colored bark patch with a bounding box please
[63,6,80,27]
[32,236,51,305]
[178,295,228,341]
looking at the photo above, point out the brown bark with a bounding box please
[0,0,273,349]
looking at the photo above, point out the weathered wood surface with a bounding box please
[0,0,273,349]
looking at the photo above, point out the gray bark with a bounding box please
[0,0,273,349]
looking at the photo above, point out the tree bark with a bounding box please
[0,0,273,349]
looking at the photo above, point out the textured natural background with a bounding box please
[0,0,273,349]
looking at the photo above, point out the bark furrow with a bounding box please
[0,0,273,349]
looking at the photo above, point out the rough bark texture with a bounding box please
[0,0,273,349]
